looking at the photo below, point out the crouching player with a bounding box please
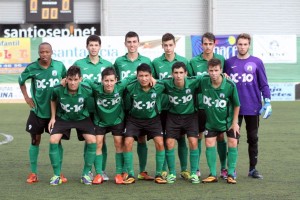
[200,58,240,184]
[48,66,96,185]
[122,63,167,184]
[85,67,136,184]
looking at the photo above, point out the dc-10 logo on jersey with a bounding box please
[186,89,191,94]
[219,93,225,98]
[151,93,157,99]
[78,98,84,103]
[52,70,57,76]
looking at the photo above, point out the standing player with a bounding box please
[48,66,96,185]
[190,32,228,179]
[85,67,136,184]
[224,33,272,179]
[152,33,191,180]
[200,58,240,184]
[160,62,201,184]
[19,42,67,184]
[73,35,112,181]
[114,31,154,180]
[122,63,166,184]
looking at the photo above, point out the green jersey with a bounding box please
[160,77,201,115]
[86,75,136,127]
[73,56,112,112]
[18,59,66,118]
[125,80,165,119]
[114,53,153,80]
[51,82,92,121]
[190,53,225,109]
[200,74,240,131]
[152,53,192,79]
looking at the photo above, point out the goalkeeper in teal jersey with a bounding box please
[200,58,240,184]
[152,33,192,180]
[73,35,112,181]
[48,66,96,186]
[190,32,228,179]
[18,42,67,184]
[159,62,202,184]
[84,67,136,184]
[114,31,155,180]
[122,63,167,184]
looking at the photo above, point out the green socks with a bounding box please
[227,147,238,176]
[166,148,176,175]
[197,139,202,170]
[49,143,60,176]
[123,152,134,176]
[206,146,217,176]
[177,137,188,171]
[115,153,123,174]
[190,149,199,174]
[155,150,165,176]
[137,143,148,172]
[94,154,103,175]
[217,140,227,170]
[82,143,96,176]
[29,144,39,174]
[58,143,63,172]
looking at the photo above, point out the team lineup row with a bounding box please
[19,32,272,185]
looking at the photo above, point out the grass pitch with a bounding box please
[0,102,300,200]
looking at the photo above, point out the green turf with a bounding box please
[0,102,300,199]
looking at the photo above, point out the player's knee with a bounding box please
[31,135,41,145]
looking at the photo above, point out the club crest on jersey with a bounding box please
[246,65,253,72]
[52,70,57,76]
[114,92,119,97]
[151,93,157,99]
[78,97,84,103]
[186,89,191,94]
[220,93,225,98]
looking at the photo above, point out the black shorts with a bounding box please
[51,117,95,140]
[26,111,50,135]
[198,109,207,133]
[160,110,168,134]
[205,129,240,139]
[95,121,124,136]
[124,115,163,141]
[165,112,199,139]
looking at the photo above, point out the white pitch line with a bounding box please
[0,133,14,145]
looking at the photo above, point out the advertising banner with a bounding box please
[191,35,238,59]
[269,82,295,101]
[0,38,31,74]
[253,35,297,63]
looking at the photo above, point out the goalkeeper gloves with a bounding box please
[259,98,272,119]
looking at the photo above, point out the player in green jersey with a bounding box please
[152,33,192,180]
[85,67,136,184]
[159,62,202,184]
[19,42,67,184]
[190,32,228,179]
[114,31,154,180]
[73,35,112,181]
[200,58,240,184]
[48,66,96,186]
[122,63,166,184]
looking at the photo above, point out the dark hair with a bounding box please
[67,66,81,77]
[237,33,251,44]
[201,32,216,43]
[125,31,139,42]
[101,67,117,80]
[137,63,152,74]
[39,42,52,50]
[207,58,222,69]
[172,61,187,72]
[162,33,175,43]
[86,35,101,46]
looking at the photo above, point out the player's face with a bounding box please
[202,37,215,55]
[172,67,187,85]
[125,37,139,53]
[237,38,250,56]
[162,40,176,55]
[137,71,151,88]
[87,41,101,57]
[208,65,222,82]
[102,75,117,93]
[66,74,82,92]
[38,44,52,64]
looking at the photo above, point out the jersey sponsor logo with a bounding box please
[83,74,101,82]
[133,100,155,110]
[203,95,227,108]
[231,65,237,69]
[60,102,83,112]
[97,96,121,107]
[196,71,207,76]
[159,72,170,79]
[121,70,132,79]
[159,65,164,68]
[168,94,193,105]
[230,73,254,83]
[52,70,57,76]
[121,64,127,68]
[36,78,60,89]
[35,73,41,77]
